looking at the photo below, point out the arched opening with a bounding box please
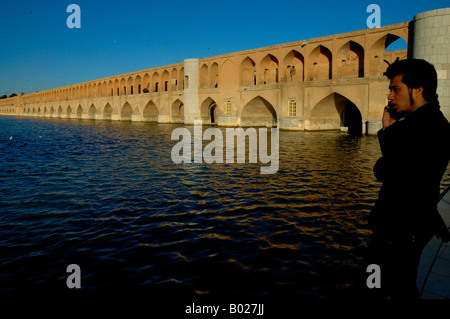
[341,102,363,136]
[200,97,217,124]
[121,102,133,121]
[241,96,277,127]
[221,59,234,87]
[200,64,209,88]
[240,57,256,86]
[171,68,178,91]
[210,103,217,123]
[143,73,150,93]
[152,72,160,93]
[89,104,96,119]
[57,106,62,117]
[171,99,184,123]
[76,105,83,118]
[210,62,219,88]
[103,103,112,120]
[107,81,113,96]
[178,67,184,90]
[283,50,304,82]
[126,76,133,95]
[161,70,170,91]
[337,41,364,78]
[143,101,158,122]
[310,93,362,135]
[260,54,279,84]
[370,34,408,76]
[385,36,408,51]
[134,75,142,94]
[67,105,72,117]
[114,79,120,96]
[120,78,126,95]
[309,45,332,80]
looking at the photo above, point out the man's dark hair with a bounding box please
[386,59,438,102]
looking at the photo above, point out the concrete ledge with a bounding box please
[417,186,450,298]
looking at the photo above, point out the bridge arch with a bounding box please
[220,59,234,87]
[337,41,364,78]
[260,54,279,84]
[240,57,256,86]
[120,78,126,95]
[143,73,150,93]
[76,105,83,118]
[200,97,217,124]
[114,79,120,96]
[283,50,304,82]
[200,64,209,88]
[240,95,277,127]
[171,68,178,90]
[310,92,362,135]
[210,62,219,88]
[103,103,112,120]
[89,104,96,119]
[370,33,408,75]
[127,76,133,95]
[143,101,158,122]
[121,102,133,121]
[134,75,142,94]
[171,99,184,123]
[152,72,160,92]
[160,70,168,92]
[309,45,332,80]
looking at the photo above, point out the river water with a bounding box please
[0,116,449,306]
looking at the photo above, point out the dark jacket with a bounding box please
[370,101,450,239]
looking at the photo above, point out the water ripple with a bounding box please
[0,117,449,301]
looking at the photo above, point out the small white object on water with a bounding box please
[9,136,13,140]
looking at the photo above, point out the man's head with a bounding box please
[386,59,438,114]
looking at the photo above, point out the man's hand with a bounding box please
[382,106,397,131]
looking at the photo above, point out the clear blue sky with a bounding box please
[0,0,448,95]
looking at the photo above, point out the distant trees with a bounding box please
[0,93,23,99]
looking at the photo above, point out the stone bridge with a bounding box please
[3,10,448,136]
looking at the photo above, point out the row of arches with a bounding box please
[0,105,15,113]
[19,32,406,105]
[23,101,163,122]
[22,66,185,104]
[22,91,364,134]
[231,35,406,86]
[198,34,406,88]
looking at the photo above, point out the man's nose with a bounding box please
[387,91,394,101]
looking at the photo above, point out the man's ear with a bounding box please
[414,87,424,96]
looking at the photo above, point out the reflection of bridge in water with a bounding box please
[0,22,411,135]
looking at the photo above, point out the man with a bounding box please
[367,59,450,300]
